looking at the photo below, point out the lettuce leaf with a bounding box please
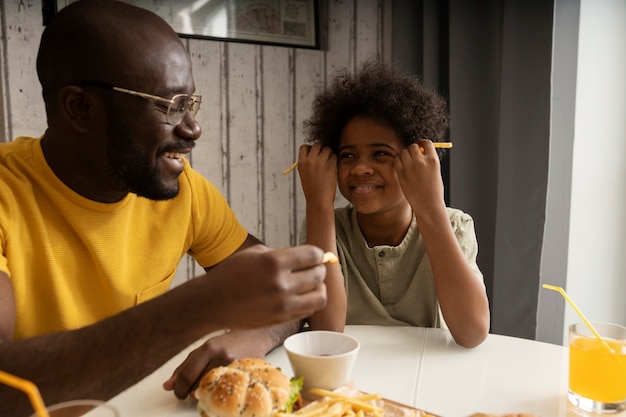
[285,376,304,413]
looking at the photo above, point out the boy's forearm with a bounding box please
[305,205,346,332]
[416,208,490,347]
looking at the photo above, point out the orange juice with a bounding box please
[569,336,626,402]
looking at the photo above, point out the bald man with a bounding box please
[0,1,334,415]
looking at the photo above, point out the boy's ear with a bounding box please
[57,85,100,133]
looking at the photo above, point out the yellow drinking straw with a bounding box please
[0,370,50,417]
[542,284,615,354]
[281,142,453,175]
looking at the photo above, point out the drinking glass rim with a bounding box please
[570,321,626,341]
[29,399,119,417]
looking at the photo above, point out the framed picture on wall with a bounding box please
[43,0,320,49]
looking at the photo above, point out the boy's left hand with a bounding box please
[394,140,445,212]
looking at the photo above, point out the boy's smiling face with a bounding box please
[337,116,409,216]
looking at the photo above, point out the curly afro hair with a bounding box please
[303,59,449,154]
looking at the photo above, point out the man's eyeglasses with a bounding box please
[77,80,201,126]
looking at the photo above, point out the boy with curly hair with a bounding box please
[296,60,490,347]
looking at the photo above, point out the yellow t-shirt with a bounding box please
[0,137,248,339]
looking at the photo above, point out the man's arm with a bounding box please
[0,245,328,417]
[162,320,304,399]
[202,234,262,273]
[0,273,15,343]
[163,234,305,398]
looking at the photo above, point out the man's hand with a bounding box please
[161,244,328,399]
[162,327,292,399]
[201,244,327,330]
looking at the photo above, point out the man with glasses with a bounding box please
[0,1,335,415]
[78,80,202,127]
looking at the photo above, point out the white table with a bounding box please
[107,325,622,417]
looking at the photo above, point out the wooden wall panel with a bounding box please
[260,46,293,248]
[326,0,356,75]
[0,0,392,285]
[186,39,227,192]
[325,0,356,211]
[382,0,393,63]
[292,50,325,242]
[356,0,383,61]
[227,43,262,237]
[1,0,47,140]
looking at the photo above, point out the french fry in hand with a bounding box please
[322,252,339,265]
[418,142,453,154]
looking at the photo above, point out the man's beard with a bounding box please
[105,128,180,201]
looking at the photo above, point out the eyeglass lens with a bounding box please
[168,95,201,125]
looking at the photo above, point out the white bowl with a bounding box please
[283,330,360,395]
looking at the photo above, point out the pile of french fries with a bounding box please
[277,388,385,417]
[276,386,537,417]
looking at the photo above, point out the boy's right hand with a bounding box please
[297,143,337,206]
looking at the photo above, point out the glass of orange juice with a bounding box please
[569,322,626,413]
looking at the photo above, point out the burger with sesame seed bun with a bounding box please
[194,358,303,417]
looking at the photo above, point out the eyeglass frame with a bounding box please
[76,80,202,126]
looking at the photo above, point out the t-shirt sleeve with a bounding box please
[0,241,8,276]
[449,208,484,285]
[184,166,248,268]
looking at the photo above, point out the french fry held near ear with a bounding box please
[419,141,453,153]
